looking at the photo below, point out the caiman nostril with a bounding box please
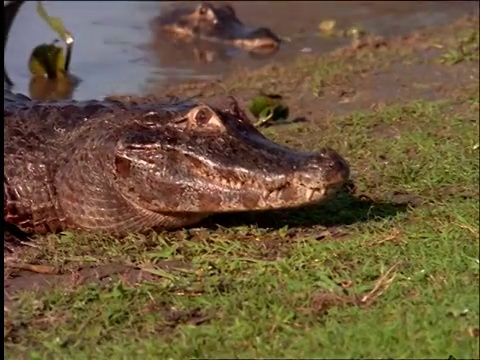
[317,147,339,158]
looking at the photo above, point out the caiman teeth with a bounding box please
[305,188,315,201]
[262,189,280,200]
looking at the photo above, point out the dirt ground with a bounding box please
[4,15,479,304]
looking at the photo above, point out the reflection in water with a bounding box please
[4,73,79,101]
[150,36,272,66]
[145,36,281,92]
[28,75,80,101]
[151,37,238,65]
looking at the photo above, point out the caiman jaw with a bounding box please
[259,186,325,206]
[304,187,325,202]
[208,147,351,212]
[254,147,350,209]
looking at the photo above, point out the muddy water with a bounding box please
[4,1,478,100]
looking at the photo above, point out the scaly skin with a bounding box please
[152,2,281,54]
[4,90,350,236]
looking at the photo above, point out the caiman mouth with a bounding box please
[261,185,326,205]
[230,147,351,211]
[257,179,346,210]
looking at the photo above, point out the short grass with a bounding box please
[4,17,480,360]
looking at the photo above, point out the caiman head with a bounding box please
[153,2,281,54]
[112,98,350,218]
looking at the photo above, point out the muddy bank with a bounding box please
[118,15,480,121]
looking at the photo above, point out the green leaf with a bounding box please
[249,96,273,118]
[36,1,73,44]
[319,19,336,33]
[29,43,66,79]
[344,26,367,40]
[249,94,290,127]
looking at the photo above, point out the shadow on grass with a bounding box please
[3,192,410,252]
[205,192,410,230]
[4,222,33,254]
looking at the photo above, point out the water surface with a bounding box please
[5,1,478,100]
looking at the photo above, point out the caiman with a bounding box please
[152,2,281,54]
[4,90,350,237]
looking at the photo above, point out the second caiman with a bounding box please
[152,2,282,54]
[4,90,350,236]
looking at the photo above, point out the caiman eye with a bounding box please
[197,4,209,16]
[194,107,213,126]
[197,3,216,21]
[189,105,224,129]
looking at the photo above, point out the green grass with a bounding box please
[5,88,479,359]
[438,26,480,65]
[4,17,480,360]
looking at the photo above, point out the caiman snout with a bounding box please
[253,146,350,210]
[308,147,350,192]
[271,147,350,207]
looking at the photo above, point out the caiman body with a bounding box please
[4,90,350,236]
[152,2,281,54]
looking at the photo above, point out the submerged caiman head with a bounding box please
[113,98,349,218]
[152,2,281,53]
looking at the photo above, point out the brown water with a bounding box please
[4,1,478,100]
